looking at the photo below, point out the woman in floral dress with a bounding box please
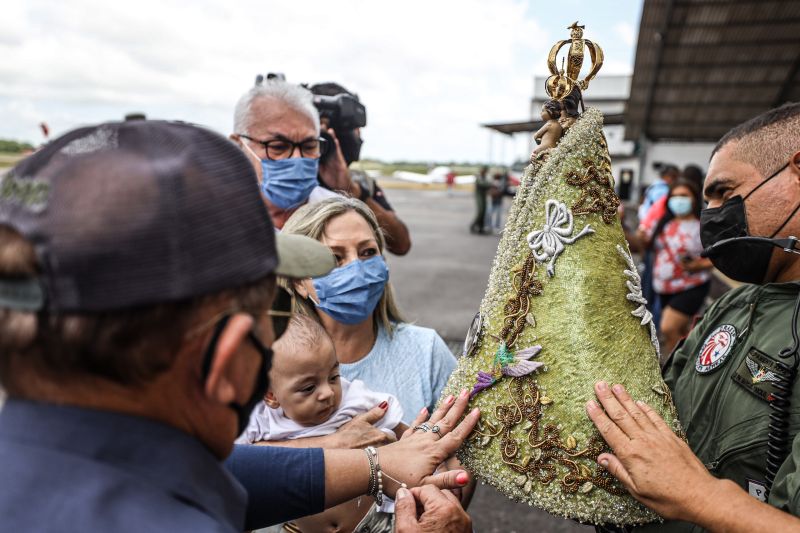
[639,179,713,355]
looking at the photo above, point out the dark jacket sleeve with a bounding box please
[225,444,325,529]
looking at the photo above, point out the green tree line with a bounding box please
[0,139,34,153]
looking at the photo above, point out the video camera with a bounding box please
[312,93,367,131]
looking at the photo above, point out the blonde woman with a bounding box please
[281,197,457,426]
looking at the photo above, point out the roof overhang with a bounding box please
[625,0,800,142]
[483,113,625,135]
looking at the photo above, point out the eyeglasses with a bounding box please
[239,134,329,161]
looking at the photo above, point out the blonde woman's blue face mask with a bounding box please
[311,256,389,325]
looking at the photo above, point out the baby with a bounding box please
[531,99,563,160]
[239,314,405,533]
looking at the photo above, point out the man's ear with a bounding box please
[265,391,280,409]
[229,133,242,146]
[203,313,255,405]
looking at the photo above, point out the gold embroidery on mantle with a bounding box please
[470,378,626,495]
[500,252,543,348]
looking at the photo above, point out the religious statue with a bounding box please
[442,23,682,526]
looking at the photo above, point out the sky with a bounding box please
[0,0,643,164]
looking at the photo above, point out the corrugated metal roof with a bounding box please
[625,0,800,141]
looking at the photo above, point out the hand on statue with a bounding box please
[394,485,472,533]
[586,381,722,522]
[333,404,397,448]
[439,455,477,507]
[318,126,355,194]
[379,389,480,497]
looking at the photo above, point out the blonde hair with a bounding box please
[280,196,405,335]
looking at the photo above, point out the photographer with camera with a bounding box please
[309,82,411,256]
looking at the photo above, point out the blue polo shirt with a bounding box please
[0,399,325,532]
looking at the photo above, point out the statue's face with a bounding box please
[570,28,583,39]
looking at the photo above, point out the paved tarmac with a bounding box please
[381,183,593,533]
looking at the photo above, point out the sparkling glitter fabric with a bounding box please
[443,109,680,526]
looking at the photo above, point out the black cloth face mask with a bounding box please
[701,162,800,284]
[336,128,363,165]
[201,314,273,437]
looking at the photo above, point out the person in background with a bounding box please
[470,166,491,234]
[446,169,456,197]
[637,164,682,331]
[309,82,411,255]
[638,164,681,222]
[681,164,705,193]
[487,172,505,233]
[639,164,705,235]
[637,178,712,356]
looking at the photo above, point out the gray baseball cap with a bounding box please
[0,120,334,312]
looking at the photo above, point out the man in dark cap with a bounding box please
[0,120,476,532]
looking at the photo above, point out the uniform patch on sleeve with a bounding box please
[696,324,737,374]
[732,348,788,402]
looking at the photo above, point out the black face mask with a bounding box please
[336,128,363,165]
[700,162,799,284]
[201,315,273,437]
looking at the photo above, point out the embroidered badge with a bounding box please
[696,324,737,374]
[732,348,787,402]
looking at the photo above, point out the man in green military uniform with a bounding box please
[586,103,800,531]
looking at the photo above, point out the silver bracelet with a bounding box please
[364,447,377,499]
[364,446,407,506]
[365,446,383,505]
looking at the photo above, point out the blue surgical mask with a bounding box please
[311,256,389,325]
[668,196,693,217]
[242,142,319,210]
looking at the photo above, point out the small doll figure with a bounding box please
[531,99,563,160]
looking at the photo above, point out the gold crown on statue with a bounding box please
[545,21,605,100]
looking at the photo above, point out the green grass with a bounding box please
[0,153,25,167]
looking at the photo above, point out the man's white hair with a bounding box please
[233,80,320,135]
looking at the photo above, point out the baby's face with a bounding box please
[266,338,342,426]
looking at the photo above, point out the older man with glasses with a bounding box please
[230,81,411,257]
[231,80,336,229]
